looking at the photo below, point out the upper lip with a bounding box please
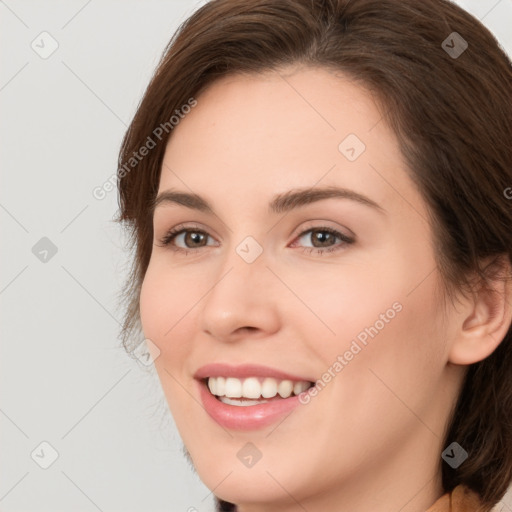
[194,363,314,383]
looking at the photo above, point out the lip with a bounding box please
[194,363,314,431]
[197,379,308,430]
[194,363,314,382]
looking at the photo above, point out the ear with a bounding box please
[448,255,512,365]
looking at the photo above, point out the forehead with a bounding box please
[164,67,384,157]
[157,66,424,220]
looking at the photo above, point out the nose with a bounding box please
[198,243,281,343]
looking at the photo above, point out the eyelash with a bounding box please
[156,223,355,256]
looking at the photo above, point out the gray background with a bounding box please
[1,1,511,511]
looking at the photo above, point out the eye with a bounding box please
[290,226,354,255]
[156,224,217,254]
[156,224,354,256]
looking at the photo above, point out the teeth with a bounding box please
[219,396,271,407]
[278,380,293,398]
[207,376,312,399]
[261,377,277,398]
[225,377,242,397]
[207,378,216,395]
[216,376,226,396]
[293,381,310,395]
[243,377,261,399]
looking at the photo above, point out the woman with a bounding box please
[116,0,512,510]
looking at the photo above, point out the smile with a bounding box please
[205,376,313,406]
[194,363,316,430]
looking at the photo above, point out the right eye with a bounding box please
[157,224,218,254]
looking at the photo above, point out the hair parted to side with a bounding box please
[116,0,512,509]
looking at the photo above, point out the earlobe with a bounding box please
[448,256,512,366]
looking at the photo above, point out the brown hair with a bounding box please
[116,0,512,509]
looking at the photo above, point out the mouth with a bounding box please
[194,363,317,429]
[202,376,315,406]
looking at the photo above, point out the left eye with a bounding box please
[292,227,354,253]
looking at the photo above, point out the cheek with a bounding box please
[276,261,405,361]
[322,274,446,436]
[139,269,167,341]
[139,263,194,354]
[140,255,193,321]
[139,265,198,413]
[297,254,446,412]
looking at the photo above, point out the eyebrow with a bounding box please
[151,186,385,216]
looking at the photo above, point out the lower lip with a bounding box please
[197,380,306,430]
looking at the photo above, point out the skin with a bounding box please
[139,65,510,512]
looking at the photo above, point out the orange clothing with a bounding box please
[426,485,485,512]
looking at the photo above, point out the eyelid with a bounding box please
[290,219,355,241]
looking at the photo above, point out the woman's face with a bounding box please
[140,66,465,510]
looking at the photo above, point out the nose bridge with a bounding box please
[198,234,279,339]
[214,233,269,295]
